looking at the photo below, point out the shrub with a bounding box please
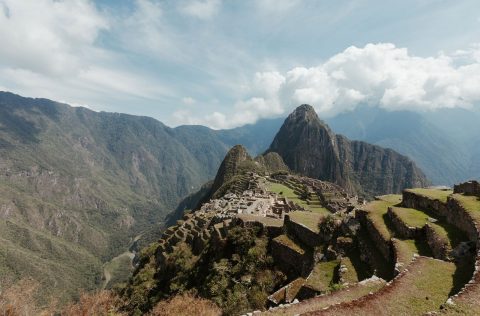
[149,293,221,316]
[62,291,124,316]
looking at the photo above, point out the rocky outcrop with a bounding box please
[255,152,289,174]
[267,104,428,197]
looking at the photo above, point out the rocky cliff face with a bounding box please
[268,105,428,197]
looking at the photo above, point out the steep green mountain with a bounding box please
[0,92,232,304]
[268,104,428,197]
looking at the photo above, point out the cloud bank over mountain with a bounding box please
[181,43,480,129]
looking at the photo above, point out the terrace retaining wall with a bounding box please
[271,238,313,278]
[386,207,423,239]
[356,209,391,261]
[285,215,322,248]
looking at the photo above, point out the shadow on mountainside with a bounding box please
[0,92,60,145]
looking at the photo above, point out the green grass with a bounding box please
[314,257,456,315]
[273,235,305,255]
[390,206,431,228]
[363,199,398,240]
[406,188,453,203]
[103,251,134,289]
[340,257,359,284]
[267,182,330,215]
[306,260,340,292]
[376,194,403,204]
[289,211,323,233]
[391,207,467,247]
[393,239,431,270]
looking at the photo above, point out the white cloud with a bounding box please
[0,0,177,111]
[0,0,108,76]
[180,0,221,20]
[256,0,300,13]
[182,97,196,105]
[181,42,480,129]
[173,97,283,129]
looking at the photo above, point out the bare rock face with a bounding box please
[268,104,428,197]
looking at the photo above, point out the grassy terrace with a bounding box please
[237,214,283,227]
[267,182,330,215]
[273,234,305,255]
[393,239,431,270]
[263,278,386,315]
[289,211,323,233]
[391,206,466,247]
[363,195,402,241]
[405,188,453,203]
[340,257,359,284]
[305,260,340,292]
[317,257,456,316]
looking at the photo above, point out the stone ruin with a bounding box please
[454,180,480,197]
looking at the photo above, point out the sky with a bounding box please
[0,0,479,129]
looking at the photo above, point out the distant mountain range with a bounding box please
[0,91,477,305]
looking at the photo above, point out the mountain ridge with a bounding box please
[267,104,429,197]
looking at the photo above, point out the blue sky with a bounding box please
[0,0,479,128]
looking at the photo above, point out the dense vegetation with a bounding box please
[122,226,286,315]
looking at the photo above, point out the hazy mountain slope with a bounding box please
[0,92,229,304]
[327,107,475,185]
[214,118,284,155]
[268,105,428,197]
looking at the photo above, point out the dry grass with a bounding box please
[149,293,221,316]
[0,278,43,316]
[61,291,124,316]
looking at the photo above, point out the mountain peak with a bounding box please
[290,104,319,122]
[268,105,428,197]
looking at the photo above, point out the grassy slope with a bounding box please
[317,257,456,315]
[306,260,340,292]
[0,92,232,305]
[289,211,323,233]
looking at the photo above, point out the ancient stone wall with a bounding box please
[386,207,423,239]
[454,181,480,197]
[356,209,391,261]
[446,197,479,243]
[424,224,450,261]
[401,191,449,218]
[271,238,313,278]
[285,215,322,248]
